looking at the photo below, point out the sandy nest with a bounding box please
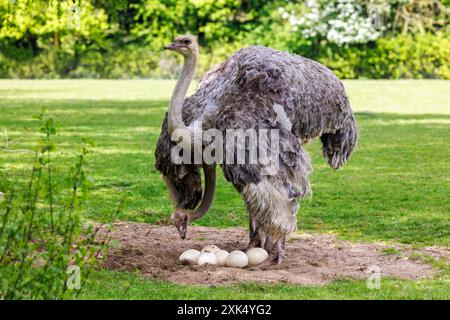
[98,222,449,286]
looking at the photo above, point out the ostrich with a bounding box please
[155,35,357,263]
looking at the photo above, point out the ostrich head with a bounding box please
[171,208,190,239]
[164,35,199,58]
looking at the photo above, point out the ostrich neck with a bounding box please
[188,165,216,222]
[167,54,197,135]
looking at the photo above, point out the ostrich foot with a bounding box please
[271,249,285,265]
[252,251,285,269]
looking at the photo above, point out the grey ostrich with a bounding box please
[155,35,357,263]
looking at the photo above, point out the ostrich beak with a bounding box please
[175,215,189,239]
[164,42,176,51]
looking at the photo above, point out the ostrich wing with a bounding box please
[191,46,357,169]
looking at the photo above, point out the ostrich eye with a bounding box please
[183,39,191,45]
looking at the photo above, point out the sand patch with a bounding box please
[99,222,448,286]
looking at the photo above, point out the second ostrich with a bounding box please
[155,35,357,263]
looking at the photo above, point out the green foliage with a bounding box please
[69,45,161,78]
[0,111,112,299]
[0,0,448,79]
[317,32,450,79]
[0,0,111,78]
[370,32,450,79]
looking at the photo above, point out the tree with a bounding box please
[0,0,111,77]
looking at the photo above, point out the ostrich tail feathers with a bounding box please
[320,114,358,169]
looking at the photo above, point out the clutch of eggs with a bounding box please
[179,245,268,268]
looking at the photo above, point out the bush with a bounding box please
[316,32,450,79]
[0,112,121,299]
[69,45,160,79]
[0,30,448,80]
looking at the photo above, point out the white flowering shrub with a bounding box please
[281,0,392,45]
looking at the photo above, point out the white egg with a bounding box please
[225,250,248,268]
[179,249,200,264]
[196,252,218,266]
[214,250,229,267]
[201,245,220,253]
[246,248,269,266]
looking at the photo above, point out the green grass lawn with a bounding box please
[0,80,449,299]
[80,269,450,300]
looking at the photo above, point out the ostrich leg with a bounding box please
[246,214,263,250]
[264,235,274,253]
[241,181,298,264]
[272,236,286,264]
